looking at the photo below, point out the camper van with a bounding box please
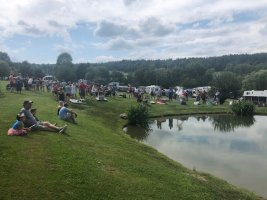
[243,90,267,106]
[145,85,161,95]
[108,82,120,88]
[42,75,54,82]
[192,86,211,97]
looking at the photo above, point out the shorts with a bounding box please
[61,113,72,121]
[30,123,47,131]
[80,90,85,97]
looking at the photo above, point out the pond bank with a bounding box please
[0,86,266,200]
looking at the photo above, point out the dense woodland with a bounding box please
[1,51,267,99]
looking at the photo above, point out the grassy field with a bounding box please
[0,81,266,200]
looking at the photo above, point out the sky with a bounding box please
[1,0,267,64]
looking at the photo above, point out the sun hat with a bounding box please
[23,100,33,105]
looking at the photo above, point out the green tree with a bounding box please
[85,67,98,82]
[155,68,169,87]
[181,78,198,88]
[56,52,73,65]
[242,70,267,91]
[143,70,157,86]
[55,53,76,81]
[33,68,45,78]
[170,68,182,86]
[0,51,11,63]
[225,64,254,75]
[133,69,146,86]
[110,71,125,84]
[0,61,11,77]
[85,67,110,84]
[19,61,33,77]
[126,72,134,84]
[97,67,110,84]
[75,63,90,79]
[213,71,241,104]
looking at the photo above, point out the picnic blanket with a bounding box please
[70,99,85,104]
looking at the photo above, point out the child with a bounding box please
[7,113,31,136]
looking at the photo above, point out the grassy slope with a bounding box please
[0,81,266,200]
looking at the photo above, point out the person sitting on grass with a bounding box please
[59,103,78,124]
[30,108,67,133]
[7,113,31,136]
[20,100,67,133]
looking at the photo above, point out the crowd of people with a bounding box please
[8,73,46,93]
[6,72,223,136]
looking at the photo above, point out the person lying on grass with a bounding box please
[7,113,31,136]
[20,100,67,133]
[58,103,78,124]
[30,108,67,133]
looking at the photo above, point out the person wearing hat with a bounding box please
[20,100,36,128]
[7,113,31,136]
[20,100,67,133]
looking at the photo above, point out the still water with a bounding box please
[126,115,267,197]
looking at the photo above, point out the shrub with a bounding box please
[127,104,149,127]
[230,101,255,116]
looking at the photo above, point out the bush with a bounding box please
[230,101,255,116]
[127,104,149,127]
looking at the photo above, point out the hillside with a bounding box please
[0,82,266,200]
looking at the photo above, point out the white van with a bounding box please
[145,85,161,95]
[42,75,54,82]
[192,86,211,97]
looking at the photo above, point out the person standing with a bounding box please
[79,81,86,99]
[57,87,65,102]
[71,83,77,98]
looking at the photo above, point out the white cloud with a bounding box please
[123,0,139,6]
[1,0,267,63]
[95,20,129,38]
[139,17,176,36]
[95,37,134,50]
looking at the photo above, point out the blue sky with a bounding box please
[1,0,267,64]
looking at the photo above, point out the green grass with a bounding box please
[0,81,266,200]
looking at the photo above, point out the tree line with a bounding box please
[1,51,267,98]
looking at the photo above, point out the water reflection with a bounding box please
[126,115,267,197]
[195,115,208,122]
[127,115,256,140]
[169,115,254,133]
[156,118,166,129]
[168,118,173,129]
[176,116,189,131]
[125,125,150,141]
[211,115,255,132]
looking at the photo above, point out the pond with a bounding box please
[125,115,267,197]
